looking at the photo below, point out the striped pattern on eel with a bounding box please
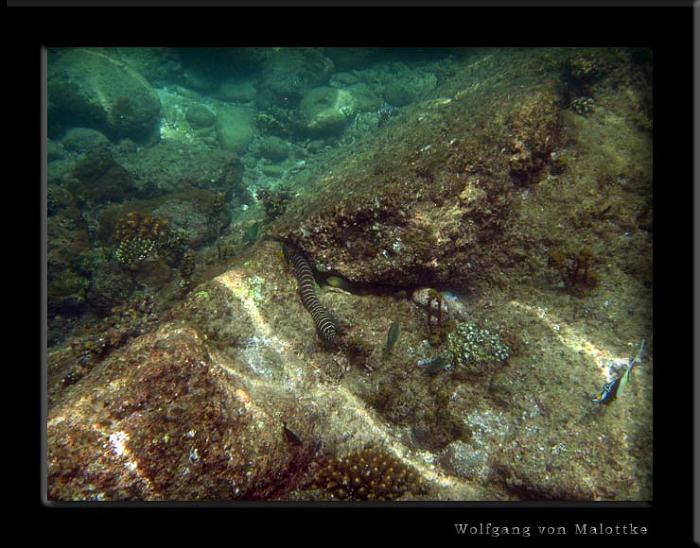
[289,249,337,344]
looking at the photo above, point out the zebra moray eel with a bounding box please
[288,248,338,345]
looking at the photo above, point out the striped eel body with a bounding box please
[289,249,338,345]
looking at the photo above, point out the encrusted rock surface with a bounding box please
[48,48,161,142]
[268,75,561,290]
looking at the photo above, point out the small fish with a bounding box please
[282,421,303,447]
[243,222,260,244]
[592,378,621,404]
[382,320,400,357]
[325,275,350,291]
[593,339,646,403]
[618,338,645,394]
[417,355,450,376]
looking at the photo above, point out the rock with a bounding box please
[180,66,218,91]
[151,187,231,249]
[411,288,469,322]
[87,264,136,313]
[65,148,136,204]
[439,440,490,482]
[507,87,561,185]
[47,183,73,215]
[330,72,360,87]
[112,140,244,198]
[47,205,91,281]
[258,136,290,162]
[47,324,313,501]
[62,127,111,154]
[298,86,356,137]
[384,81,416,107]
[215,79,257,103]
[323,47,384,71]
[112,47,183,86]
[269,77,560,289]
[49,48,161,142]
[48,268,90,314]
[215,105,254,153]
[261,164,284,177]
[257,48,335,109]
[47,139,66,161]
[185,104,216,129]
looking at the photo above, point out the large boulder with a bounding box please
[298,86,356,137]
[215,105,255,153]
[47,322,315,501]
[64,148,136,205]
[49,48,161,142]
[256,48,335,109]
[61,127,111,154]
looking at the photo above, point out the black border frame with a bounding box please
[11,3,694,547]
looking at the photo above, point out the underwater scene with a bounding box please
[46,47,652,502]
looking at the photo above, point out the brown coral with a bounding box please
[310,447,423,501]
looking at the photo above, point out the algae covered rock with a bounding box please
[65,148,136,205]
[48,268,90,313]
[62,127,111,154]
[257,135,291,162]
[269,75,563,290]
[214,78,257,103]
[215,105,255,153]
[87,264,136,313]
[257,48,335,109]
[185,104,216,129]
[49,48,161,142]
[298,86,356,136]
[47,324,314,501]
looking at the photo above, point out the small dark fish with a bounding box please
[282,421,303,447]
[383,320,400,357]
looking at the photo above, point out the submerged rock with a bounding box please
[47,324,313,501]
[48,48,161,142]
[298,86,357,137]
[185,104,216,129]
[215,105,255,153]
[62,127,111,154]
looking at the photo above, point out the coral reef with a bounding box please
[446,321,510,377]
[113,212,175,268]
[309,448,423,501]
[570,96,595,116]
